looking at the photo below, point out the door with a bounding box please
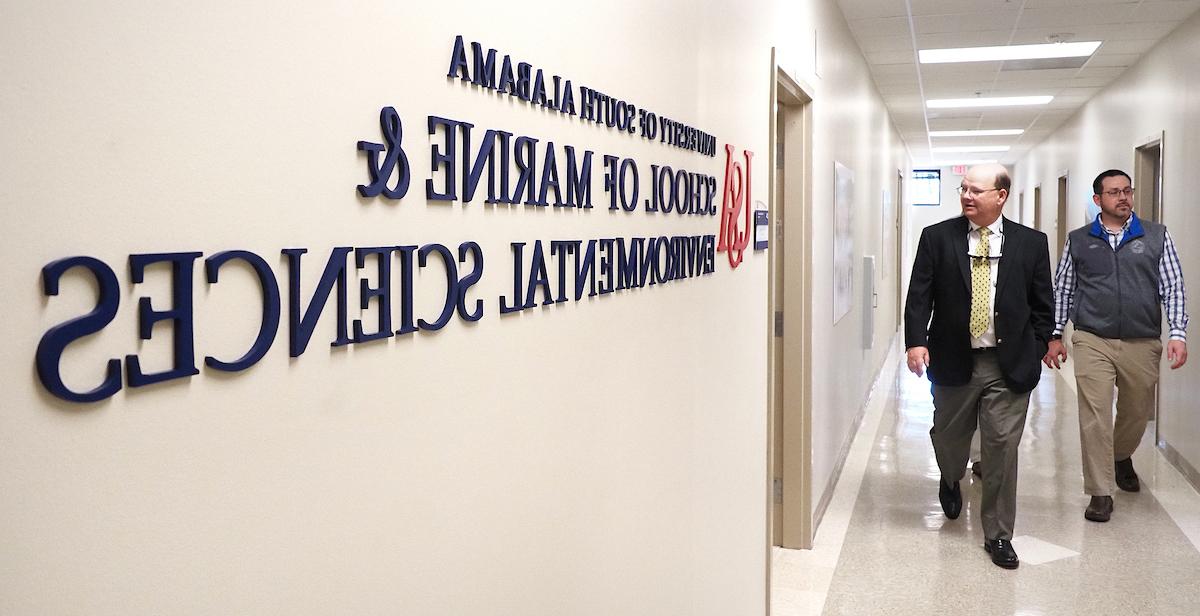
[1056,174,1069,261]
[1033,185,1043,232]
[895,170,903,327]
[1135,136,1163,223]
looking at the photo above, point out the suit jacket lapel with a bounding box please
[953,217,971,290]
[996,217,1014,295]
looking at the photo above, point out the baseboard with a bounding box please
[1158,438,1200,494]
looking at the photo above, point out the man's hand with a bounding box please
[1167,340,1188,369]
[906,346,930,377]
[1043,339,1068,369]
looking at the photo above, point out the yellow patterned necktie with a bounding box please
[970,227,991,338]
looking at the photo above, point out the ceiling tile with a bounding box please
[856,35,915,53]
[873,74,923,87]
[849,16,911,38]
[1017,5,1136,27]
[878,83,923,95]
[909,0,1016,16]
[867,50,917,65]
[837,0,909,20]
[1094,39,1159,54]
[1127,1,1200,22]
[919,61,1007,77]
[927,110,987,120]
[1009,22,1177,42]
[1056,86,1103,97]
[917,30,1013,48]
[1063,76,1124,87]
[1073,65,1128,79]
[914,11,1021,34]
[993,68,1087,82]
[841,0,1197,168]
[870,63,919,76]
[1084,52,1141,67]
[927,119,1003,130]
[1021,0,1138,11]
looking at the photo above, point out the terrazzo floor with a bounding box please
[772,345,1200,616]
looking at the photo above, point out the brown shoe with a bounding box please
[1115,458,1140,492]
[1085,495,1113,522]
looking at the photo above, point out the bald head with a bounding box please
[960,164,1010,226]
[969,163,1011,193]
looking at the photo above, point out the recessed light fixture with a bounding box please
[933,146,1011,153]
[935,159,999,165]
[929,129,1025,137]
[927,96,1053,108]
[919,41,1101,64]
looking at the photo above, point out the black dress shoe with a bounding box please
[939,478,962,519]
[1115,457,1140,492]
[984,538,1019,569]
[1084,495,1114,522]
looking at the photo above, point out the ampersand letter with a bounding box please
[357,106,411,199]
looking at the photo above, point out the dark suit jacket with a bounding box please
[904,216,1054,394]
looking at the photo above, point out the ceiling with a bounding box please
[837,0,1200,167]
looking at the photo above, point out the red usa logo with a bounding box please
[717,144,754,269]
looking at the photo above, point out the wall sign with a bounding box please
[35,35,755,403]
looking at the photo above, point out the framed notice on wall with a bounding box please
[833,161,854,323]
[881,189,893,279]
[911,169,940,206]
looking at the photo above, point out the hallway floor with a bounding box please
[772,347,1200,615]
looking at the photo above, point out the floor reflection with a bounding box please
[820,364,1200,615]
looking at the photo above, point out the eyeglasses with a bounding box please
[957,185,1000,197]
[1099,188,1135,198]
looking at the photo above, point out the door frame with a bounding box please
[767,56,815,559]
[1134,132,1165,441]
[1134,132,1164,223]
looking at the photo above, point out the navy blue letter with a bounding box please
[36,257,122,403]
[203,250,280,372]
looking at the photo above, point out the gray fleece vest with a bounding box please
[1068,216,1165,339]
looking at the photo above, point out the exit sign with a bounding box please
[952,165,967,175]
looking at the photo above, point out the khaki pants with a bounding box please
[931,351,1030,541]
[1071,330,1162,496]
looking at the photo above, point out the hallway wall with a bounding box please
[776,0,912,527]
[903,165,971,276]
[1012,10,1200,484]
[0,1,909,613]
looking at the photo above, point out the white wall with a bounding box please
[904,166,969,275]
[0,1,910,613]
[775,1,912,520]
[1012,11,1200,481]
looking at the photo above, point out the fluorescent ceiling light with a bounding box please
[935,159,999,165]
[919,41,1102,64]
[927,96,1053,108]
[929,129,1024,137]
[933,146,1011,153]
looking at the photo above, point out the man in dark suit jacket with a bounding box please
[904,163,1054,569]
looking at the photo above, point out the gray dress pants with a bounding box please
[930,350,1031,541]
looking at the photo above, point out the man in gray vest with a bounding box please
[1043,169,1188,522]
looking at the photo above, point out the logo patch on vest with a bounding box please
[1131,239,1146,254]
